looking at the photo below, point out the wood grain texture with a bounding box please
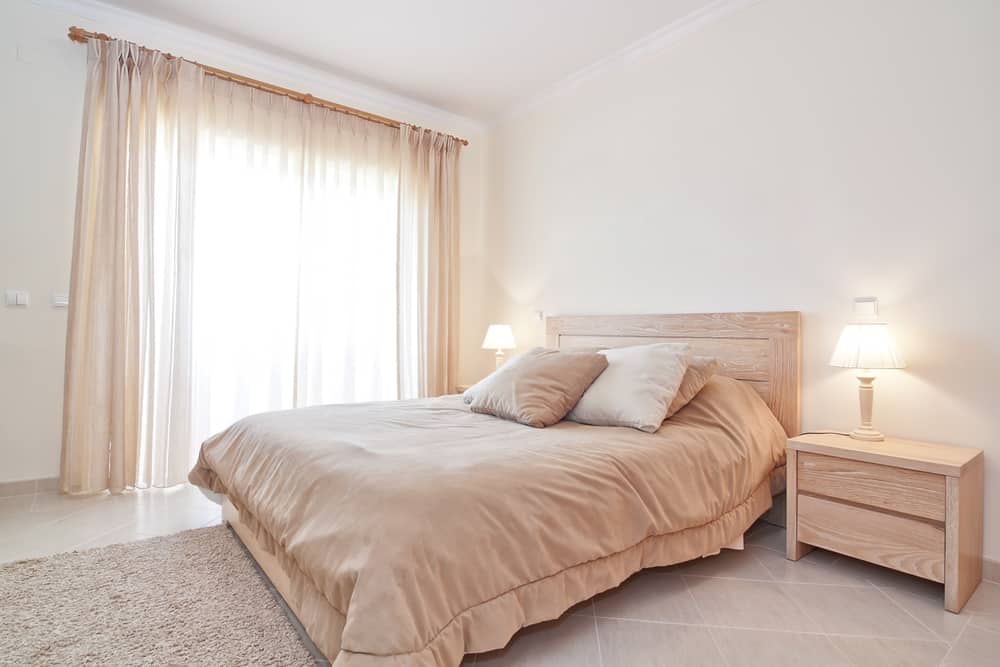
[556,336,770,380]
[547,312,800,436]
[945,454,984,612]
[797,452,946,521]
[785,449,813,560]
[797,493,945,583]
[788,433,982,477]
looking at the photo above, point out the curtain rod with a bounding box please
[66,26,469,146]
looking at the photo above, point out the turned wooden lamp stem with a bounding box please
[829,298,906,444]
[852,371,884,441]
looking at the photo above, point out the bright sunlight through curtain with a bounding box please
[188,77,401,461]
[61,39,461,494]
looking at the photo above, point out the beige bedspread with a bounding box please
[189,376,786,666]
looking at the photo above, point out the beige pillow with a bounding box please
[467,347,608,427]
[665,356,721,418]
[461,357,522,405]
[567,343,690,432]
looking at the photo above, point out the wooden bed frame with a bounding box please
[546,311,801,437]
[224,310,802,659]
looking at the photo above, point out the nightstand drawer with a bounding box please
[797,452,946,521]
[797,493,945,582]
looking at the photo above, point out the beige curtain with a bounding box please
[61,40,201,494]
[62,40,462,494]
[397,125,462,398]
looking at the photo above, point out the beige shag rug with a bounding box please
[0,526,319,666]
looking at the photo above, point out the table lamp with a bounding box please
[829,299,906,441]
[482,324,516,369]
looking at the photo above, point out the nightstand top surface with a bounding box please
[788,433,982,477]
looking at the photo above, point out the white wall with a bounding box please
[0,0,490,484]
[485,0,1000,559]
[4,0,997,560]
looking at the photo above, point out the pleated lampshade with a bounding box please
[829,323,906,370]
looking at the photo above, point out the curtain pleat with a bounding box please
[190,80,401,452]
[397,126,462,398]
[61,41,202,494]
[62,40,461,494]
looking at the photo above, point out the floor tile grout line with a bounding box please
[643,566,869,588]
[746,542,786,557]
[871,582,953,645]
[681,572,870,588]
[27,495,121,530]
[704,627,732,667]
[0,490,39,501]
[967,619,1000,635]
[774,577,826,635]
[591,600,604,667]
[1,507,224,562]
[750,540,842,567]
[0,497,209,563]
[748,547,860,587]
[589,613,952,644]
[681,575,731,667]
[936,615,971,666]
[747,548,777,582]
[680,576,708,626]
[822,632,856,665]
[68,518,149,551]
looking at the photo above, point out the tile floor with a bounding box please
[470,524,1000,667]
[0,483,222,564]
[2,486,998,666]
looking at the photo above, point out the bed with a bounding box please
[190,311,800,666]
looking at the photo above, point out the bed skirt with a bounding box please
[223,474,775,666]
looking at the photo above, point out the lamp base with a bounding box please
[851,372,885,442]
[849,426,885,442]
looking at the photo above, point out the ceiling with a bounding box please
[99,0,718,119]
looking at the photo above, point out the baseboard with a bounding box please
[0,476,59,498]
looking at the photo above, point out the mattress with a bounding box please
[190,376,787,666]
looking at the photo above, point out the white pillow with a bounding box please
[567,343,690,432]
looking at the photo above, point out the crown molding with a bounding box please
[31,0,487,137]
[495,0,761,125]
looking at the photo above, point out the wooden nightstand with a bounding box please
[786,433,984,612]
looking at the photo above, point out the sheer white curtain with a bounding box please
[188,80,400,457]
[63,38,459,493]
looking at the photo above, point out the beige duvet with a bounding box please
[189,376,786,666]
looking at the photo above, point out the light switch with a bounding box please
[52,292,69,308]
[5,289,30,307]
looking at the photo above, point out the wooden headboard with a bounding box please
[546,312,801,437]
